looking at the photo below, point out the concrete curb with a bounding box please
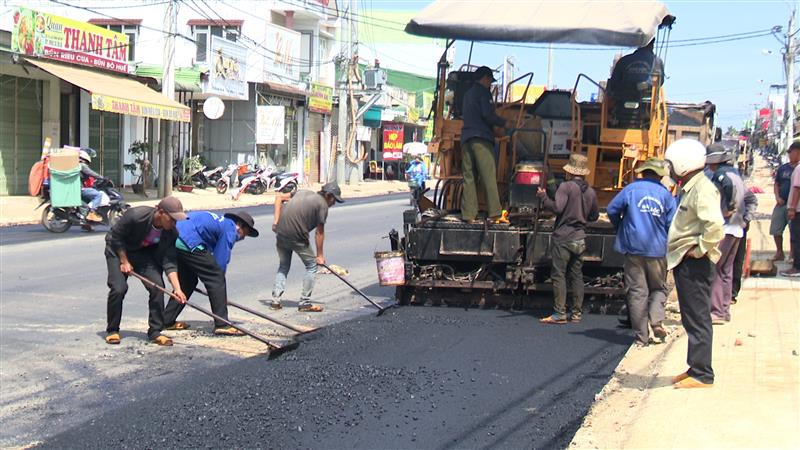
[0,185,410,228]
[569,326,686,449]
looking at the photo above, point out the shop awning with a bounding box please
[135,64,203,93]
[264,81,311,98]
[26,58,191,122]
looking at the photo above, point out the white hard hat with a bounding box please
[664,139,706,178]
[79,150,92,163]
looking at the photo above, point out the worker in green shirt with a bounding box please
[664,139,724,389]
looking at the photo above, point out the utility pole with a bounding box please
[784,7,796,150]
[335,0,352,185]
[159,0,177,197]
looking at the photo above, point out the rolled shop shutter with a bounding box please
[0,75,43,195]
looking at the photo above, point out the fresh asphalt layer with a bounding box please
[37,307,632,449]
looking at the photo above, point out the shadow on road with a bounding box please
[569,328,633,345]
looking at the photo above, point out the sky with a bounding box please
[369,0,796,129]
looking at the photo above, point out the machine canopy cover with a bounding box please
[405,0,674,48]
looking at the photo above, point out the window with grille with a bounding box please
[192,25,240,63]
[104,24,138,62]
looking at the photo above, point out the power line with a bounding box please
[476,27,779,51]
[48,0,196,43]
[187,0,334,68]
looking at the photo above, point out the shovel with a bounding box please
[319,263,393,316]
[193,287,320,336]
[129,271,298,359]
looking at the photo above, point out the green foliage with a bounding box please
[181,155,204,185]
[123,140,151,185]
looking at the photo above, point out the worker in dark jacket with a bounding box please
[104,196,188,346]
[607,39,664,99]
[460,65,511,224]
[537,153,599,324]
[163,210,259,335]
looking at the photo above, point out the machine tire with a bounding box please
[216,180,228,194]
[396,286,414,306]
[41,205,71,233]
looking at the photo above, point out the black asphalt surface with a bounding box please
[38,307,632,449]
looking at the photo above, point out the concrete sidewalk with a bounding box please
[0,179,411,227]
[571,156,800,449]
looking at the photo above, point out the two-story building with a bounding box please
[0,0,338,195]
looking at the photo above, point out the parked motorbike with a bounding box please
[231,167,299,200]
[38,178,129,233]
[203,166,224,186]
[271,170,299,194]
[215,163,241,194]
[189,166,210,189]
[233,166,272,199]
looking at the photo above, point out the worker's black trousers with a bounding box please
[164,248,229,329]
[673,255,715,384]
[105,245,167,340]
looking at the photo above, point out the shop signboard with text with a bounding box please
[91,93,191,122]
[308,82,333,114]
[383,123,404,160]
[205,36,248,100]
[263,23,301,81]
[256,105,285,145]
[11,7,129,73]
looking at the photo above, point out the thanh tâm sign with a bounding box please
[11,7,130,73]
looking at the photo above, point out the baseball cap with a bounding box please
[634,157,668,177]
[320,181,344,203]
[224,210,259,237]
[156,196,187,221]
[473,66,496,82]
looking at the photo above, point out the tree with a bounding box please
[725,126,739,136]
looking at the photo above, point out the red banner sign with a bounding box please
[382,123,404,160]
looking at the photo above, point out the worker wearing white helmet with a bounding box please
[663,138,724,389]
[79,148,110,224]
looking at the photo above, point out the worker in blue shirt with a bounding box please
[164,210,259,335]
[607,158,676,346]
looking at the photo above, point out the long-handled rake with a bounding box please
[319,263,394,316]
[193,287,320,336]
[129,271,298,359]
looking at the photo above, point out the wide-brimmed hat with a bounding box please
[634,157,669,177]
[321,181,344,203]
[563,153,591,176]
[224,210,259,237]
[706,143,733,164]
[156,196,187,221]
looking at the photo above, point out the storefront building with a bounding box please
[0,8,190,195]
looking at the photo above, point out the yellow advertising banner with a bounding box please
[92,94,192,123]
[308,82,333,115]
[12,7,130,73]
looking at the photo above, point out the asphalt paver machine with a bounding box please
[389,0,676,307]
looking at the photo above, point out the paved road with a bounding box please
[1,193,633,448]
[38,308,631,449]
[0,193,408,447]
